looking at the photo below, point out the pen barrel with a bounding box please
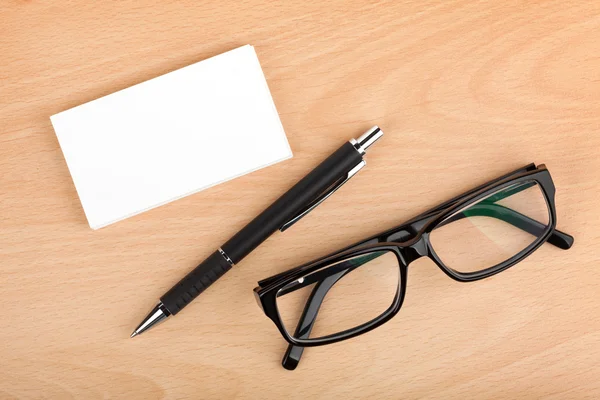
[160,250,233,315]
[222,141,364,263]
[160,141,362,316]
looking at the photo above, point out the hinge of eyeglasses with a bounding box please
[279,160,366,232]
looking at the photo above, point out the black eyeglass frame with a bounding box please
[253,163,573,365]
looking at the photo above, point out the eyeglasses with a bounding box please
[253,163,574,370]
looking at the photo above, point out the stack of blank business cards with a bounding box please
[51,45,292,229]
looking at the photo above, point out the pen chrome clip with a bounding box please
[279,160,366,232]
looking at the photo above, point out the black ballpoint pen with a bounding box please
[130,126,384,337]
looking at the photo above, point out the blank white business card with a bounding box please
[51,45,292,229]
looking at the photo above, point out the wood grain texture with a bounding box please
[1,0,599,398]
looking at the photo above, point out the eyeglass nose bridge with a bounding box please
[399,234,429,264]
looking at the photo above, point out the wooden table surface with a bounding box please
[2,1,599,398]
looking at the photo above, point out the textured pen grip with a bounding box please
[160,250,232,315]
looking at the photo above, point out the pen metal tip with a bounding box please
[130,302,170,338]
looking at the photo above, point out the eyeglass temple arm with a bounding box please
[411,180,572,249]
[352,203,571,256]
[281,270,349,370]
[281,252,386,369]
[377,179,573,252]
[438,203,573,249]
[414,163,539,220]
